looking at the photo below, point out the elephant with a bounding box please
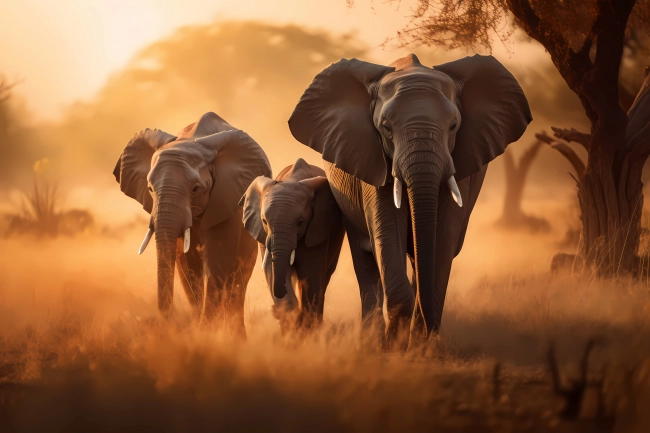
[240,158,345,331]
[113,112,272,334]
[289,54,531,343]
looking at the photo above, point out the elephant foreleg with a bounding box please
[176,232,204,315]
[363,183,411,343]
[293,242,331,328]
[345,221,382,322]
[202,213,247,334]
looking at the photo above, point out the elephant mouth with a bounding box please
[138,225,192,255]
[392,175,462,210]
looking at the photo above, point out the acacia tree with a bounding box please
[353,0,650,275]
[497,140,550,232]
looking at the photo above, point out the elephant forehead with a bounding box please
[379,68,456,99]
[153,145,211,167]
[149,151,204,183]
[263,183,312,212]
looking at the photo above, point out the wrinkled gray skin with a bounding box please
[113,112,271,335]
[240,158,345,332]
[289,54,531,344]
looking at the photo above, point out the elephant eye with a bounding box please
[191,185,200,195]
[262,218,268,226]
[381,119,392,134]
[449,122,457,132]
[297,219,304,227]
[148,186,153,193]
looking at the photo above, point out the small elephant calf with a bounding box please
[240,158,345,330]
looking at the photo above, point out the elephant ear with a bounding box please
[113,128,176,213]
[299,176,341,248]
[196,130,272,230]
[239,176,276,244]
[435,55,532,180]
[288,59,393,187]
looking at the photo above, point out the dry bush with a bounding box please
[3,179,94,238]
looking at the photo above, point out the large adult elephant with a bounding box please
[289,54,531,342]
[113,112,271,334]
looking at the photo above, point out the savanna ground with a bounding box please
[0,190,648,433]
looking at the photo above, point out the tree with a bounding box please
[45,21,367,182]
[352,0,650,275]
[0,77,17,140]
[496,139,550,232]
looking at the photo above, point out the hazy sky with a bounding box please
[0,0,545,120]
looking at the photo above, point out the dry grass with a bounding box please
[0,227,649,432]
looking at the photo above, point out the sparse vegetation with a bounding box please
[3,178,94,238]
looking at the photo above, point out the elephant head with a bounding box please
[240,159,339,309]
[113,112,271,316]
[289,54,531,334]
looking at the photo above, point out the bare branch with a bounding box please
[547,339,597,419]
[0,78,20,103]
[551,126,591,150]
[536,132,586,178]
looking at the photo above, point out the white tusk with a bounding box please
[262,249,269,269]
[183,227,191,253]
[447,176,463,207]
[393,177,402,208]
[138,228,153,255]
[290,250,295,265]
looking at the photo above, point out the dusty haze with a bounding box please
[1,7,649,432]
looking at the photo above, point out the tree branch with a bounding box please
[536,131,586,178]
[551,127,591,150]
[506,0,596,117]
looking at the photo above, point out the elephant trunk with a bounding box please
[270,240,294,300]
[267,226,297,300]
[152,196,188,316]
[401,139,444,337]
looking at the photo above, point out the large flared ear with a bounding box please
[299,176,341,248]
[196,130,272,230]
[113,128,176,213]
[435,55,532,180]
[239,176,276,244]
[288,58,393,187]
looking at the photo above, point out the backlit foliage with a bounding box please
[351,1,650,55]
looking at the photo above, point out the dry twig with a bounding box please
[547,339,595,419]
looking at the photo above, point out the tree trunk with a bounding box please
[506,0,639,276]
[578,133,643,275]
[497,141,549,233]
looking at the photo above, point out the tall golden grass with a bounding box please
[0,222,648,432]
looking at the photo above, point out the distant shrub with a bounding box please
[3,179,94,238]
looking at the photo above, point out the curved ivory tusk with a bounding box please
[183,227,191,253]
[262,249,269,269]
[447,176,463,207]
[290,250,295,265]
[138,228,153,255]
[393,177,402,208]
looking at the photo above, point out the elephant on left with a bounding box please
[113,112,272,334]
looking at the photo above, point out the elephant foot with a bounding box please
[359,310,384,352]
[383,316,411,352]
